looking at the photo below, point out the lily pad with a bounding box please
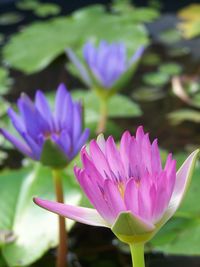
[71,90,142,123]
[0,68,12,94]
[0,161,82,266]
[159,28,182,44]
[0,34,4,45]
[168,109,200,125]
[132,87,165,101]
[16,0,40,10]
[178,4,200,39]
[141,53,161,66]
[34,3,61,18]
[159,63,182,76]
[3,5,149,74]
[143,72,169,87]
[0,13,23,25]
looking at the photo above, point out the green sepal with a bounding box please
[111,211,155,244]
[40,139,67,169]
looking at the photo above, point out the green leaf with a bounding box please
[143,72,169,87]
[33,3,61,18]
[178,4,200,39]
[159,63,182,76]
[0,162,82,266]
[151,218,200,255]
[71,90,142,123]
[3,5,149,74]
[16,0,40,10]
[0,68,12,94]
[159,28,182,45]
[132,87,165,101]
[168,109,200,125]
[0,13,23,25]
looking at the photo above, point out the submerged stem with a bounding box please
[96,98,108,134]
[53,169,67,267]
[129,242,145,267]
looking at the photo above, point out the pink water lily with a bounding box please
[34,127,199,242]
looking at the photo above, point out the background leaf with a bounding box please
[0,160,82,266]
[3,5,149,74]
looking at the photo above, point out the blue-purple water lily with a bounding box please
[66,41,144,90]
[0,84,89,164]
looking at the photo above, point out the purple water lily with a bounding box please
[66,41,144,90]
[0,84,89,164]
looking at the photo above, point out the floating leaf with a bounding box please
[0,161,82,266]
[34,3,61,17]
[178,4,200,39]
[3,5,149,74]
[159,63,182,76]
[159,28,182,44]
[16,0,40,10]
[71,90,142,123]
[0,34,4,45]
[141,53,161,66]
[178,4,200,21]
[143,72,169,87]
[0,68,12,94]
[0,13,23,25]
[132,87,165,101]
[168,109,200,125]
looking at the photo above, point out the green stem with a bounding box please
[96,98,108,134]
[129,243,145,267]
[53,169,67,267]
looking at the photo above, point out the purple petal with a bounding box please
[54,84,67,130]
[51,130,71,158]
[72,102,82,143]
[61,91,73,134]
[0,128,33,158]
[66,48,92,87]
[7,107,25,133]
[21,132,42,160]
[35,90,53,131]
[129,46,145,66]
[34,197,109,227]
[73,128,90,158]
[18,94,49,139]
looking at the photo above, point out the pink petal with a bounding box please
[151,139,162,174]
[135,126,145,143]
[34,198,109,227]
[124,178,139,215]
[97,134,106,153]
[75,170,115,224]
[89,140,111,178]
[105,136,125,181]
[141,133,152,174]
[120,131,132,177]
[157,149,200,227]
[103,179,126,221]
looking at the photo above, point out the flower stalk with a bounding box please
[96,97,108,134]
[53,169,67,267]
[129,242,145,267]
